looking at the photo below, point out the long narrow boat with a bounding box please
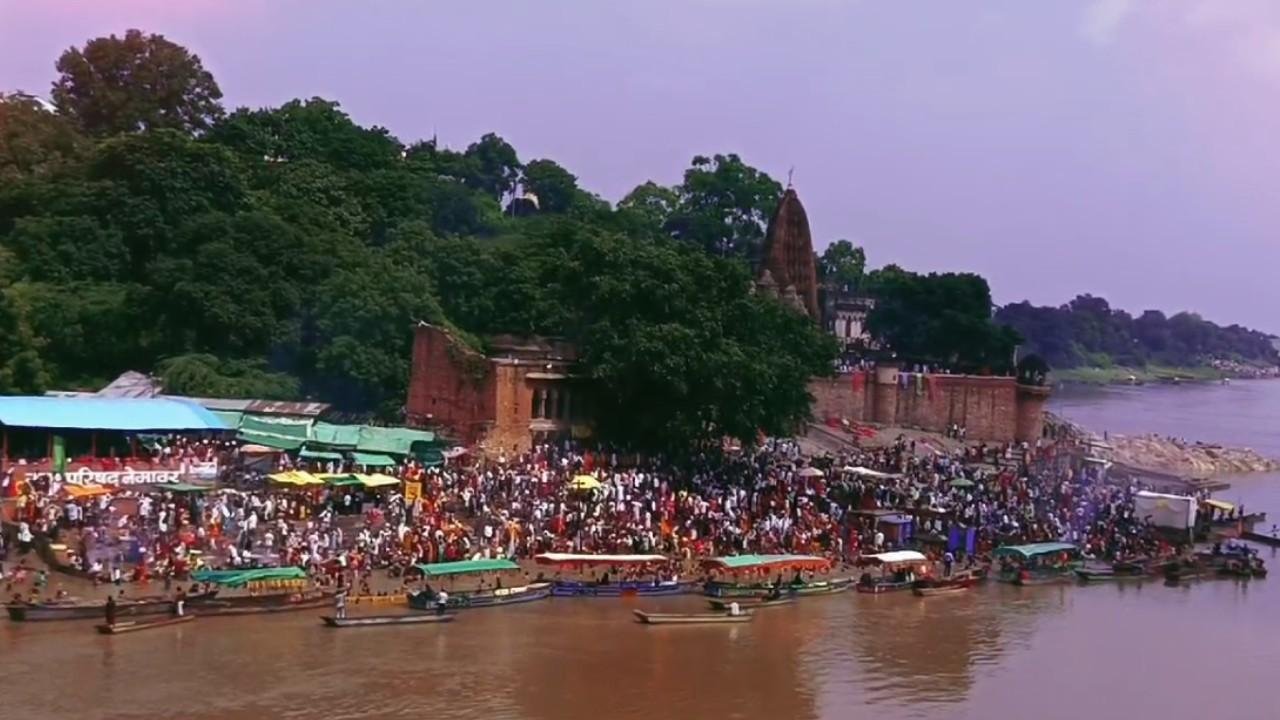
[706,597,794,611]
[193,593,333,617]
[1074,566,1147,583]
[551,580,693,597]
[96,614,195,635]
[533,553,692,597]
[912,576,976,597]
[1241,532,1280,548]
[405,559,553,610]
[320,614,455,628]
[7,591,218,622]
[633,609,752,625]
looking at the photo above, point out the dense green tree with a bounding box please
[206,98,401,172]
[0,92,86,181]
[521,159,578,214]
[0,286,51,393]
[667,154,782,258]
[463,133,521,201]
[52,29,224,136]
[616,181,679,236]
[818,240,866,290]
[157,354,301,400]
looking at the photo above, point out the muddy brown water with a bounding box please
[3,382,1279,720]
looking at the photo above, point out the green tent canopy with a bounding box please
[356,426,435,456]
[351,451,396,467]
[190,567,307,586]
[311,422,360,449]
[299,447,344,461]
[322,474,364,487]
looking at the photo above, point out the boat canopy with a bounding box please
[191,567,307,586]
[993,542,1079,560]
[534,553,668,566]
[700,554,831,572]
[858,550,927,566]
[413,559,520,577]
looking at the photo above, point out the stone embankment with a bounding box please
[1108,434,1280,477]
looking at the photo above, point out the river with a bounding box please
[3,382,1279,720]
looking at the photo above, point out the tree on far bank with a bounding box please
[521,159,578,214]
[818,240,866,290]
[666,154,782,258]
[52,29,224,136]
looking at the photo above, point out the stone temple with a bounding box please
[757,187,820,320]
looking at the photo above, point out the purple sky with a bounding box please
[3,1,1278,331]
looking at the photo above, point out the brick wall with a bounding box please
[406,324,497,444]
[809,371,1045,443]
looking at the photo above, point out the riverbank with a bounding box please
[1105,434,1280,477]
[1052,362,1280,386]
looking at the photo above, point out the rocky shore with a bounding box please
[1107,434,1280,477]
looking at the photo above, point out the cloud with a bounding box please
[1080,0,1135,45]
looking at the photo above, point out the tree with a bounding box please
[0,92,86,181]
[52,29,224,136]
[667,154,782,258]
[0,285,52,393]
[463,133,521,201]
[206,98,401,172]
[818,240,866,290]
[157,354,300,399]
[521,159,578,214]
[616,181,679,236]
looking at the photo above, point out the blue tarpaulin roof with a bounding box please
[0,397,229,431]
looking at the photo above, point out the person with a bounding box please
[728,601,741,617]
[104,595,117,626]
[943,551,954,578]
[334,587,347,619]
[174,588,187,617]
[434,589,449,616]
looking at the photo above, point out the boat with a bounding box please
[912,573,978,597]
[320,613,455,628]
[96,614,195,635]
[7,591,218,622]
[856,551,932,594]
[706,597,795,611]
[404,559,552,610]
[699,554,839,598]
[533,553,693,597]
[1160,559,1209,583]
[185,567,333,616]
[994,543,1083,585]
[347,594,409,607]
[1075,560,1149,583]
[193,592,333,616]
[633,609,752,625]
[1241,531,1280,548]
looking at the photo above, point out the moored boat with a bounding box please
[320,613,455,627]
[96,614,195,635]
[534,552,692,597]
[912,573,977,597]
[994,543,1082,585]
[633,609,752,625]
[7,591,218,623]
[1241,531,1280,548]
[699,554,840,598]
[857,551,931,594]
[706,597,794,611]
[404,559,552,610]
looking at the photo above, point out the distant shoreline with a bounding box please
[1051,364,1279,386]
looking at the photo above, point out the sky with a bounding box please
[2,0,1278,331]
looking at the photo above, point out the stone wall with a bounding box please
[810,369,1048,443]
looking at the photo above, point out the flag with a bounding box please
[52,435,66,473]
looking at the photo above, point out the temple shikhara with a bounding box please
[755,187,821,320]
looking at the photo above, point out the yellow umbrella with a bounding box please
[568,475,602,491]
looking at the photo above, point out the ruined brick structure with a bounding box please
[758,188,821,319]
[406,323,587,453]
[809,366,1051,443]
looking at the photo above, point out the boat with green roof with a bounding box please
[700,554,850,598]
[994,543,1083,585]
[405,559,552,610]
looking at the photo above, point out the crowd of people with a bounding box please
[0,426,1189,597]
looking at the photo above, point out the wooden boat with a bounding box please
[551,580,695,598]
[633,609,752,625]
[96,614,195,635]
[706,597,795,611]
[994,543,1083,586]
[192,591,332,617]
[1075,562,1148,583]
[407,582,552,611]
[7,591,218,622]
[912,576,976,596]
[347,594,409,607]
[1242,531,1280,548]
[320,613,455,628]
[703,577,852,599]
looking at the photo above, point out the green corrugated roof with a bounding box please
[190,567,307,586]
[414,559,518,577]
[993,542,1079,559]
[237,430,304,451]
[706,554,828,569]
[299,447,344,461]
[211,410,245,429]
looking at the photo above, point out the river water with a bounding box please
[4,382,1279,720]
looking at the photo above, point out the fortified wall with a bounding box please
[810,366,1050,443]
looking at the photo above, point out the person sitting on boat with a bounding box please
[434,589,449,616]
[728,601,742,617]
[173,588,187,617]
[104,595,117,626]
[766,584,784,601]
[943,551,954,578]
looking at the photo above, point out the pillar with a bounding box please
[1015,384,1052,443]
[872,364,900,427]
